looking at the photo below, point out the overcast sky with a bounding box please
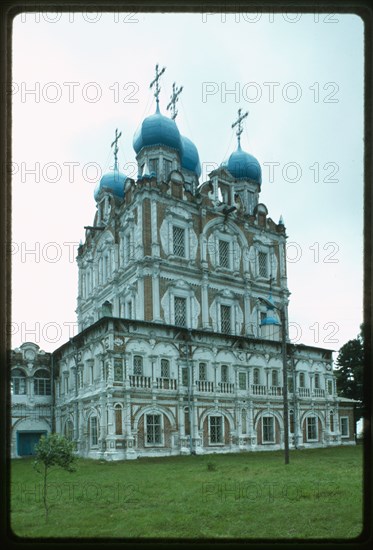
[11,11,364,355]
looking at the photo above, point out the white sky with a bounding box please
[11,11,364,355]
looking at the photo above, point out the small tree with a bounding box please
[33,433,76,522]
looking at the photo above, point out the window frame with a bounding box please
[258,250,269,278]
[11,369,27,395]
[220,304,232,334]
[160,358,170,379]
[238,372,247,390]
[218,238,231,269]
[172,225,186,258]
[145,413,164,447]
[306,416,318,442]
[174,295,188,327]
[33,369,51,396]
[133,355,144,376]
[340,416,349,438]
[90,416,99,447]
[262,415,275,444]
[209,415,224,445]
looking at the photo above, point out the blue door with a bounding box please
[17,432,46,456]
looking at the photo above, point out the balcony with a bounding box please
[267,385,283,397]
[155,377,177,390]
[298,387,311,397]
[251,384,267,396]
[129,375,151,388]
[217,382,235,394]
[313,388,325,398]
[196,380,214,392]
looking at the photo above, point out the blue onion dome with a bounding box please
[133,105,183,155]
[94,168,127,201]
[226,144,262,184]
[180,135,201,177]
[260,295,280,326]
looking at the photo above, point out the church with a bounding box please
[10,66,356,459]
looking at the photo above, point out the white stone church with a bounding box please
[11,66,356,459]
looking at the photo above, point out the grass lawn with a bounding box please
[10,445,363,540]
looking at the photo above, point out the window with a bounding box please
[220,304,231,333]
[114,360,123,382]
[90,416,98,446]
[90,364,94,384]
[314,373,320,389]
[238,372,247,390]
[127,301,133,320]
[64,420,74,441]
[327,380,333,395]
[115,406,123,435]
[262,416,275,443]
[133,356,143,376]
[272,370,279,387]
[253,368,260,385]
[299,372,305,387]
[149,158,158,175]
[163,158,172,179]
[64,376,69,394]
[329,411,334,432]
[210,416,223,444]
[174,296,187,327]
[340,416,349,437]
[289,410,295,433]
[241,410,247,434]
[173,226,186,257]
[161,359,170,378]
[12,369,26,395]
[218,239,230,268]
[34,370,51,396]
[288,376,293,393]
[124,233,134,264]
[306,416,318,441]
[221,364,228,383]
[146,414,162,445]
[199,363,207,381]
[182,367,189,386]
[258,251,268,277]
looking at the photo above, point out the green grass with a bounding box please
[11,445,363,539]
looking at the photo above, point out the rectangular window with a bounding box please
[199,363,207,381]
[327,380,333,395]
[253,368,260,385]
[173,226,186,257]
[340,417,349,437]
[238,372,247,390]
[90,417,98,446]
[12,376,26,395]
[289,410,295,433]
[174,296,187,327]
[90,365,94,384]
[146,414,162,445]
[149,158,158,175]
[299,373,305,387]
[161,359,170,378]
[272,370,278,387]
[182,367,189,386]
[258,251,268,277]
[218,239,230,268]
[64,377,69,394]
[210,416,223,444]
[307,416,318,441]
[34,377,51,396]
[262,416,275,443]
[163,158,172,179]
[115,407,122,435]
[330,412,334,432]
[133,355,143,376]
[221,364,228,383]
[220,304,231,333]
[114,360,123,382]
[314,374,320,389]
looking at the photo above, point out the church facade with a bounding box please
[10,67,356,459]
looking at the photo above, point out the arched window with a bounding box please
[329,411,334,432]
[12,369,26,395]
[221,365,228,383]
[64,420,74,441]
[241,409,247,434]
[115,405,123,435]
[34,369,51,395]
[289,410,295,433]
[299,372,305,387]
[89,416,99,446]
[161,359,170,378]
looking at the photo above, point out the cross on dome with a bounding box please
[150,63,166,110]
[111,128,122,170]
[167,82,183,120]
[231,108,248,148]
